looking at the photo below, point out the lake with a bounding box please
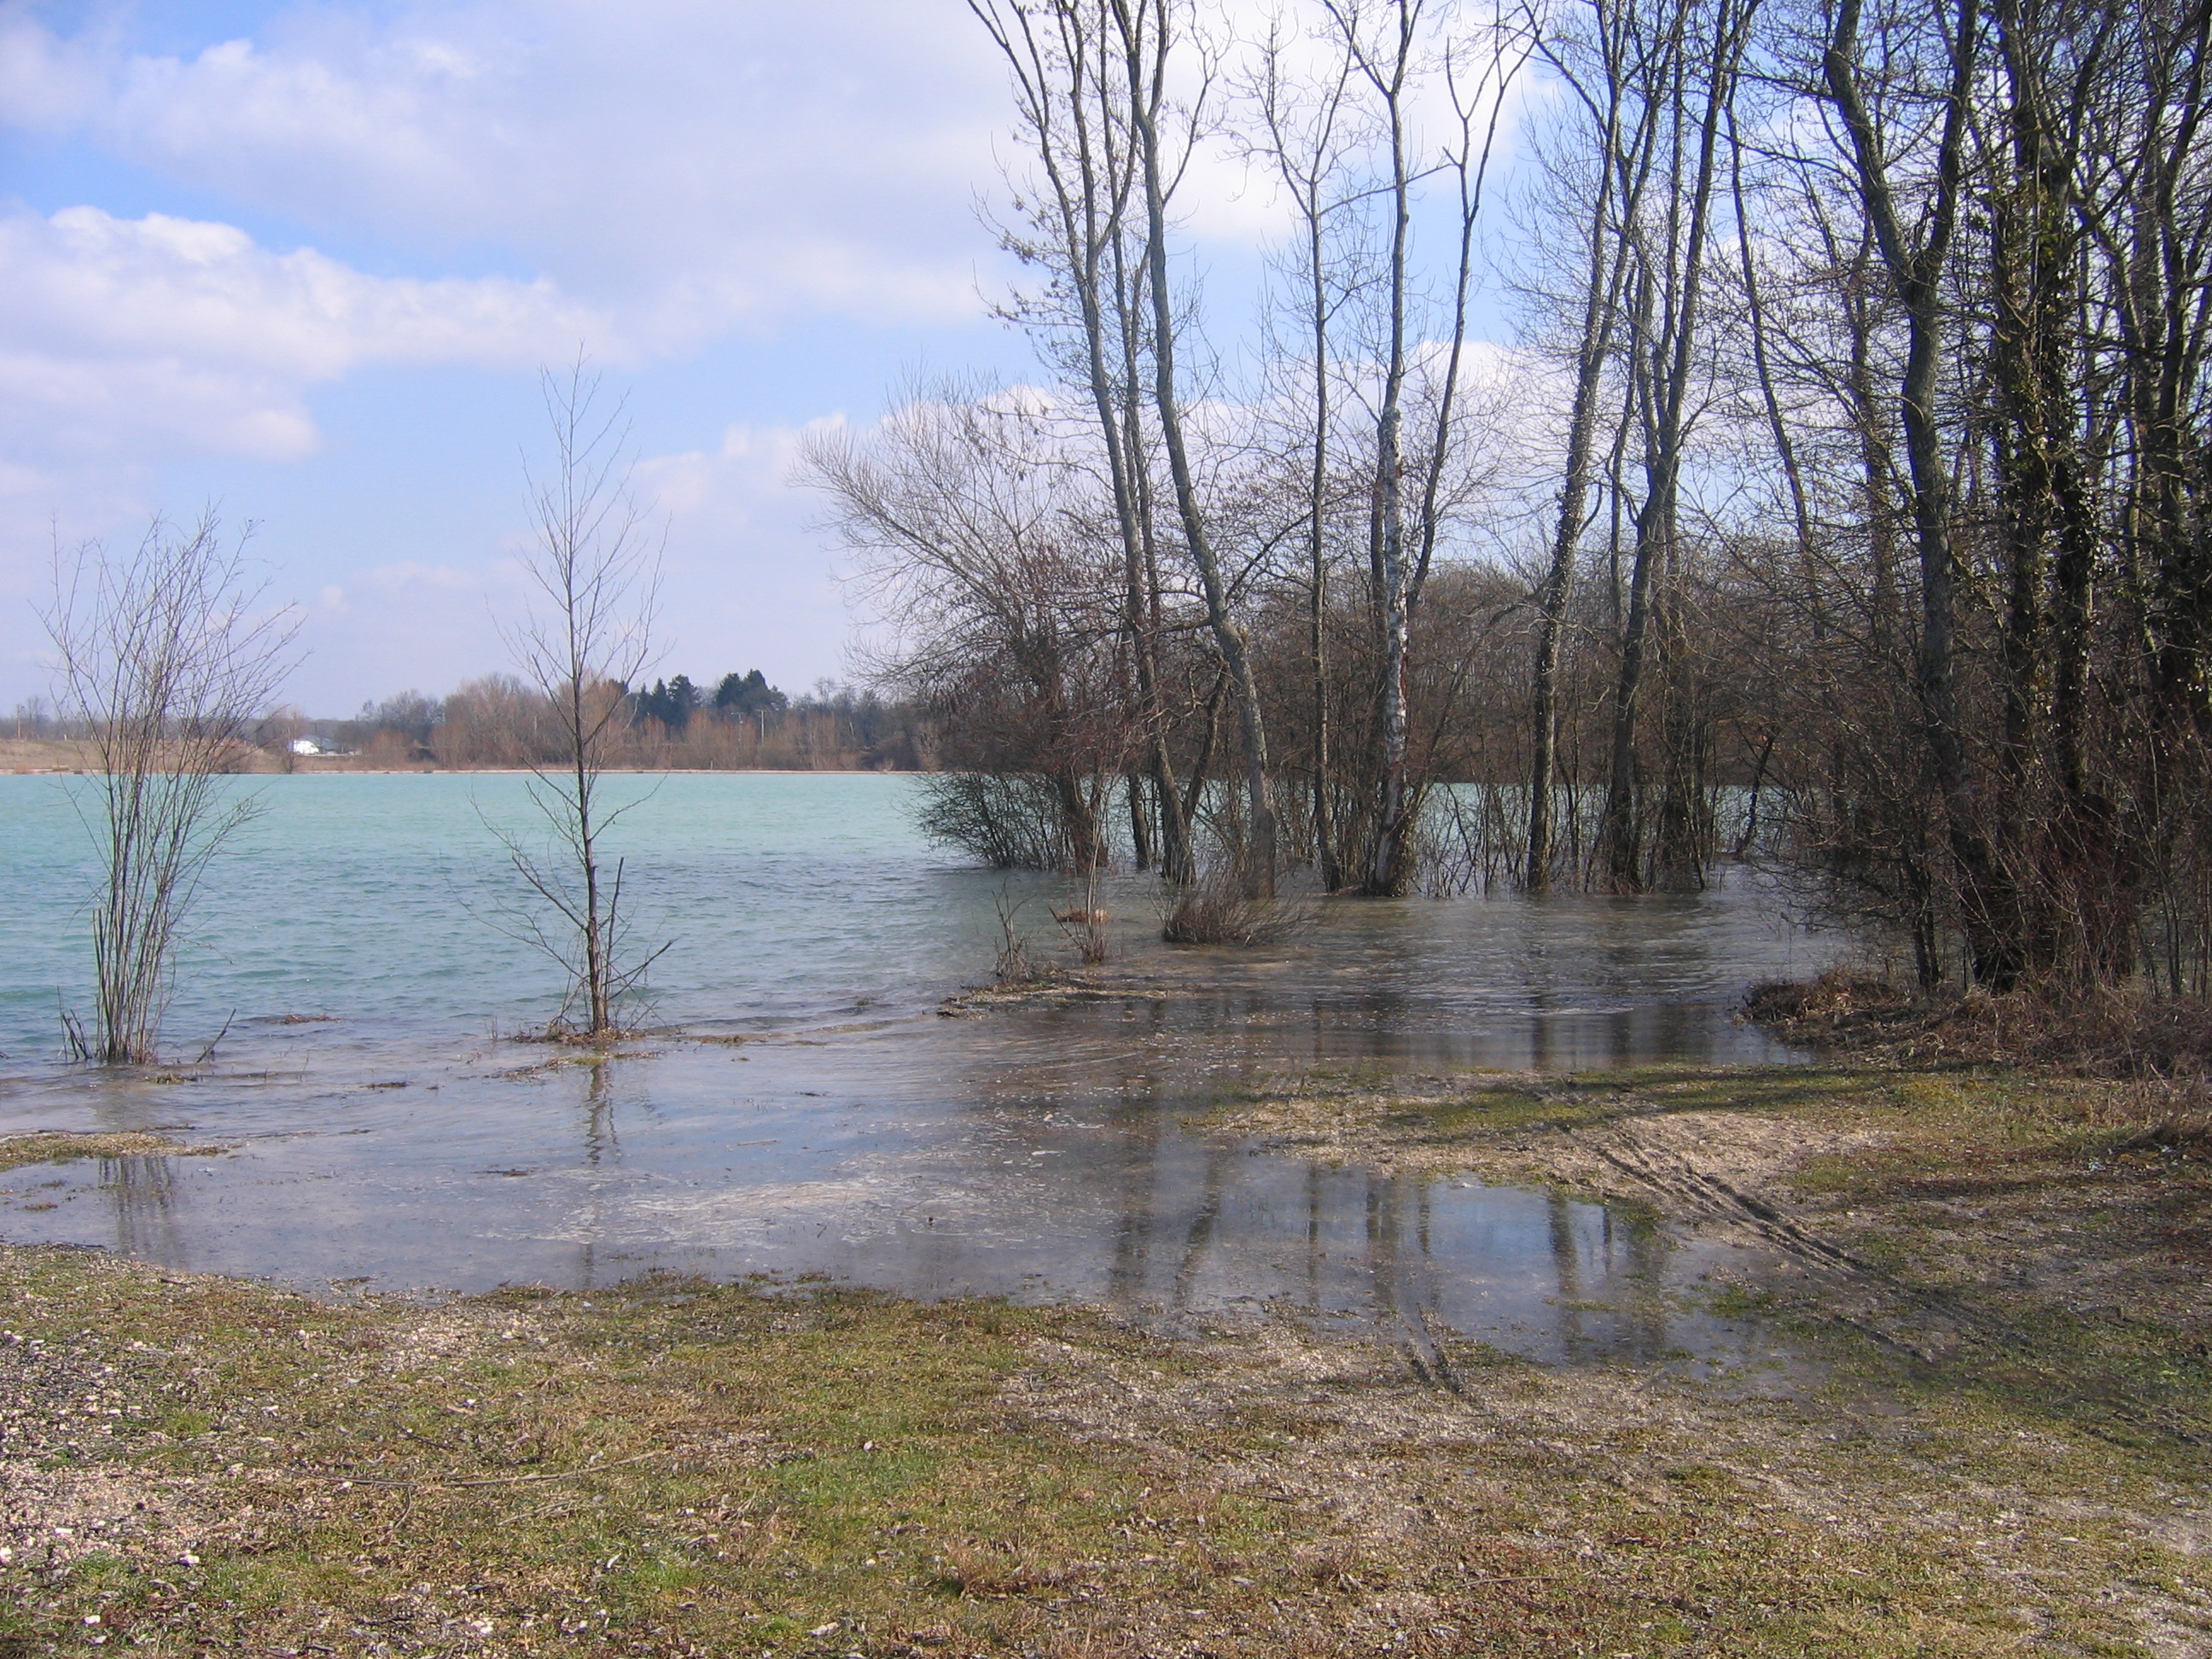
[0,771,1843,1375]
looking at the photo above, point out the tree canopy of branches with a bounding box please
[812,0,1535,896]
[818,0,2212,992]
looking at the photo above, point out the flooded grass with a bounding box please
[3,1055,2212,1656]
[0,1134,205,1174]
[1211,1061,2212,1610]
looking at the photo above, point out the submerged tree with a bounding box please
[44,511,300,1063]
[870,0,2212,989]
[497,359,667,1036]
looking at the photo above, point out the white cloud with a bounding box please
[288,562,507,711]
[632,419,858,685]
[0,1,1536,487]
[0,1,108,125]
[203,421,857,713]
[0,1,1013,340]
[0,1,1550,713]
[0,202,608,469]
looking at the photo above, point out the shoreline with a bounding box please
[0,736,921,777]
[0,763,912,777]
[2,1044,2208,1654]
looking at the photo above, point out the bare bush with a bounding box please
[918,772,1083,871]
[1053,863,1111,964]
[1746,970,2212,1080]
[1161,870,1312,947]
[992,888,1042,986]
[44,511,300,1062]
[1742,972,1920,1041]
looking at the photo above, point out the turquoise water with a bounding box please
[1,771,1831,1069]
[0,771,1001,1060]
[0,771,1836,1373]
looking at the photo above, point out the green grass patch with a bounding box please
[0,1132,207,1173]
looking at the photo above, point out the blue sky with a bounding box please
[0,0,1536,715]
[0,0,1055,713]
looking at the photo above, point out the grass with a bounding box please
[0,1135,207,1175]
[4,1062,2212,1655]
[0,1246,2203,1656]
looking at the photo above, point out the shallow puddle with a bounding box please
[0,1016,1803,1387]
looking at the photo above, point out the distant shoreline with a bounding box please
[0,739,914,777]
[0,763,905,777]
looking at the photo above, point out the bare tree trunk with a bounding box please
[1253,24,1357,890]
[1111,188,1197,884]
[1343,1,1420,896]
[1114,0,1278,896]
[1598,0,1749,894]
[1823,0,2012,981]
[1727,107,1814,559]
[1126,769,1153,869]
[973,0,1196,885]
[1528,5,1643,891]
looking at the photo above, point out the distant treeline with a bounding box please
[8,673,927,771]
[324,673,924,770]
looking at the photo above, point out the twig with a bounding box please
[293,1447,670,1491]
[195,1010,237,1065]
[58,995,90,1062]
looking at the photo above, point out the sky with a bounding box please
[0,0,1066,713]
[0,0,1534,716]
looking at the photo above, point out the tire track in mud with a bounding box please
[1581,1130,1875,1277]
[1569,1116,2209,1447]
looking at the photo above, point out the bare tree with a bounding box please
[496,359,667,1037]
[972,0,1199,883]
[1112,0,1285,897]
[1522,0,1645,890]
[44,511,300,1063]
[1324,0,1531,894]
[1246,9,1368,890]
[806,381,1132,871]
[916,0,2212,988]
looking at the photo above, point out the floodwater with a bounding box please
[0,772,1844,1377]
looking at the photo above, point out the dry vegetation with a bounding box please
[1748,973,2212,1088]
[1209,1056,2212,1439]
[0,1137,201,1177]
